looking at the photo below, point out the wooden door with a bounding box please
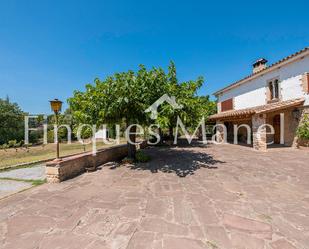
[273,115,280,144]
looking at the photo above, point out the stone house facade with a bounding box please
[209,47,309,151]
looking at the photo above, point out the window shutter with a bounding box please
[221,98,233,112]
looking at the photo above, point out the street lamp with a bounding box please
[49,98,63,160]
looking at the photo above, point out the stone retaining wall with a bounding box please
[46,141,147,183]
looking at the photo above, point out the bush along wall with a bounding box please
[297,113,309,146]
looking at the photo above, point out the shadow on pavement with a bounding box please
[128,143,225,177]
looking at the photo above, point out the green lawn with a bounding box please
[0,140,126,170]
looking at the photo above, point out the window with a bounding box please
[268,78,280,100]
[274,79,279,99]
[221,98,233,112]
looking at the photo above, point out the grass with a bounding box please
[0,177,46,186]
[0,140,126,170]
[206,241,218,249]
[258,213,272,222]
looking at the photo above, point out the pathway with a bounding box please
[0,164,45,199]
[0,144,309,248]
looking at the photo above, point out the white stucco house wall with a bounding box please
[210,47,309,150]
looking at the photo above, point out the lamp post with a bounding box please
[49,99,63,160]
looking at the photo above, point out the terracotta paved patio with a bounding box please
[0,143,309,249]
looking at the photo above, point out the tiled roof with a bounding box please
[214,47,309,96]
[209,98,305,120]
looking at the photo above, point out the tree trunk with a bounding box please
[158,127,163,144]
[169,126,174,140]
[127,124,136,159]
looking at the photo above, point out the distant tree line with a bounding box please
[0,97,25,148]
[0,97,72,150]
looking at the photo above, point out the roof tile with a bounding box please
[209,98,305,120]
[214,47,309,96]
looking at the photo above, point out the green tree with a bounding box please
[68,62,216,157]
[0,98,24,145]
[68,65,166,158]
[156,61,215,139]
[47,110,75,142]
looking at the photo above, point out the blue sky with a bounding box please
[0,0,308,114]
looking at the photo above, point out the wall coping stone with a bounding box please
[46,141,147,183]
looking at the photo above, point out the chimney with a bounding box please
[252,58,268,74]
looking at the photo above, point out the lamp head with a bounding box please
[49,99,63,114]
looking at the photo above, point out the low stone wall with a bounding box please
[46,141,147,183]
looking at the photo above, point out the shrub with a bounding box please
[29,130,41,144]
[122,157,134,164]
[15,141,24,151]
[8,140,17,148]
[1,143,8,151]
[135,150,151,163]
[297,114,309,140]
[47,130,55,143]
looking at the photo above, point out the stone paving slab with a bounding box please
[0,165,45,180]
[0,144,308,249]
[0,180,33,199]
[0,164,46,199]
